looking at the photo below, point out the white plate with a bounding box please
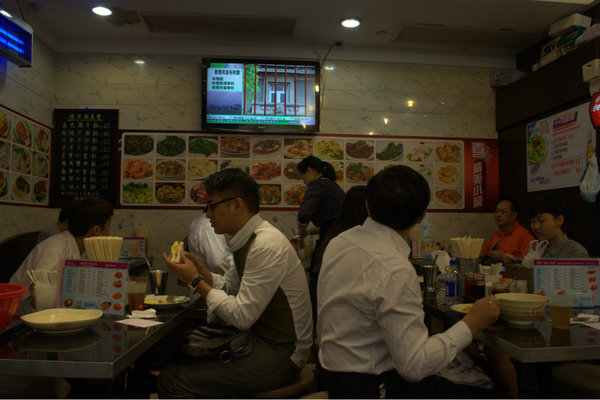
[450,303,474,314]
[145,295,189,308]
[21,308,102,334]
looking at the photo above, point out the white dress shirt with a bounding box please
[207,214,313,368]
[187,214,235,275]
[317,217,473,382]
[10,230,82,301]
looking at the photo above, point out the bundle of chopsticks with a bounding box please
[450,236,484,258]
[84,236,124,262]
[26,269,58,287]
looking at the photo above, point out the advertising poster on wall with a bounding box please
[526,102,596,192]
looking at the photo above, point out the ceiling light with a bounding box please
[340,18,360,28]
[0,10,12,18]
[315,85,320,92]
[368,131,374,135]
[134,59,145,65]
[92,6,112,16]
[407,100,414,107]
[324,65,335,71]
[383,118,389,125]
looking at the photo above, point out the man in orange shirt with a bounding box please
[480,198,534,264]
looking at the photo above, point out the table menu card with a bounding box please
[58,259,128,315]
[51,109,119,206]
[533,259,600,307]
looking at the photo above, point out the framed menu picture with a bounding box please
[50,109,119,207]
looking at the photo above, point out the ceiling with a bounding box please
[5,0,600,67]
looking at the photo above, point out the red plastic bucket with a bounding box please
[0,283,27,332]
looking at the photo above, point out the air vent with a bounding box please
[393,24,542,52]
[139,13,296,37]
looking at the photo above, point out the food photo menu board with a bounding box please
[119,132,499,212]
[0,105,51,206]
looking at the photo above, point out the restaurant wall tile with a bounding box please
[0,48,502,263]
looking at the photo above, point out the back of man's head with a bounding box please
[367,165,430,231]
[205,168,260,214]
[68,197,113,237]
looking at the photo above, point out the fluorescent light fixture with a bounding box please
[92,6,112,16]
[315,84,320,92]
[340,18,360,28]
[134,59,145,64]
[0,10,12,18]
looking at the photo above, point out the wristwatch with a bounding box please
[188,275,204,292]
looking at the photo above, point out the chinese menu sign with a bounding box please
[0,105,51,206]
[526,102,596,192]
[50,109,119,206]
[120,133,499,212]
[533,259,600,307]
[58,259,128,316]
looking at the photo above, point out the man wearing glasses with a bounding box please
[158,168,312,398]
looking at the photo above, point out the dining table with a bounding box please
[423,297,600,396]
[0,292,204,381]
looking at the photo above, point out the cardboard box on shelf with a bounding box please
[549,13,591,38]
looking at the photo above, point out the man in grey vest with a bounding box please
[159,168,312,398]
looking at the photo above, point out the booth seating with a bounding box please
[252,364,315,398]
[551,363,600,398]
[0,231,40,283]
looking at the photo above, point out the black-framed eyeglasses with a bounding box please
[205,196,239,211]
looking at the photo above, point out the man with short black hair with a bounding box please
[528,195,588,258]
[159,168,312,398]
[10,197,113,303]
[317,165,500,398]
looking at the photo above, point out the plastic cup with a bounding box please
[127,281,147,311]
[549,295,576,329]
[148,270,169,296]
[34,285,58,311]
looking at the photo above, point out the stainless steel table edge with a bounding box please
[0,296,204,379]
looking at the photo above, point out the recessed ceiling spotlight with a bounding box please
[340,18,360,28]
[383,118,389,125]
[0,10,12,18]
[134,59,145,65]
[407,100,414,107]
[92,6,112,16]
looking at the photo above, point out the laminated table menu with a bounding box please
[58,259,128,315]
[533,259,600,307]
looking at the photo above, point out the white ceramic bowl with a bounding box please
[495,293,548,328]
[21,308,102,334]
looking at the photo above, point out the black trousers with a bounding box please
[324,369,503,399]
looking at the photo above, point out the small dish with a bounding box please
[21,308,103,334]
[450,303,474,314]
[145,295,189,308]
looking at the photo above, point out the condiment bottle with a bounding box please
[472,273,486,300]
[445,259,461,305]
[464,272,474,298]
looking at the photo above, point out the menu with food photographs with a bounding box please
[533,259,600,307]
[119,132,498,211]
[0,105,51,206]
[50,109,119,206]
[58,259,128,316]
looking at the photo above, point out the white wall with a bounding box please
[0,41,498,266]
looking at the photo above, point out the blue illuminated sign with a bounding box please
[0,12,32,67]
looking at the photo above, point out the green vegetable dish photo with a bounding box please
[527,134,546,165]
[376,142,403,161]
[123,182,153,204]
[189,137,218,157]
[157,136,186,157]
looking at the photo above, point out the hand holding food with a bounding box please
[170,241,184,263]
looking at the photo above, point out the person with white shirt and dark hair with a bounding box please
[317,165,500,398]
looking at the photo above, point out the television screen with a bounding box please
[202,58,320,133]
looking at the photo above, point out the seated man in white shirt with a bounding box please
[10,197,113,308]
[186,211,235,276]
[317,165,500,398]
[159,168,312,398]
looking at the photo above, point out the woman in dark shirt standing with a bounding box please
[295,156,345,327]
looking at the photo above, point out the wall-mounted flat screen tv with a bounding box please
[202,58,320,133]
